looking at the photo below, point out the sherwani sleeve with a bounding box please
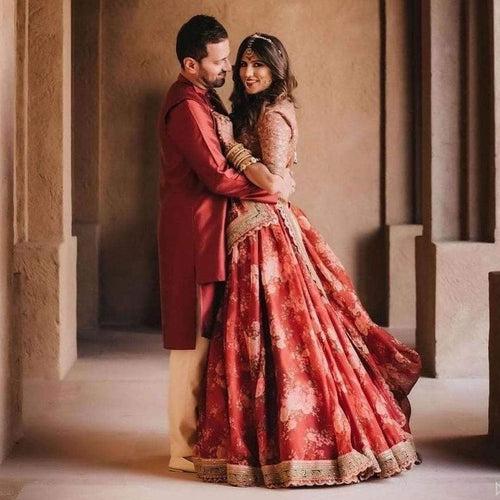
[167,99,278,203]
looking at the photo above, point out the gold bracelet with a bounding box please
[236,158,250,172]
[226,142,247,161]
[225,141,259,173]
[232,150,251,166]
[236,155,259,172]
[225,142,241,159]
[227,144,246,165]
[229,149,250,167]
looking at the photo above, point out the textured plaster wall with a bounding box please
[98,0,383,326]
[0,0,22,460]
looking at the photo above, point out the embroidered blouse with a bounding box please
[226,98,298,250]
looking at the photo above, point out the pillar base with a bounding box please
[73,223,99,331]
[15,236,77,380]
[387,224,423,329]
[417,237,499,377]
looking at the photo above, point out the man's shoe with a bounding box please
[168,456,195,473]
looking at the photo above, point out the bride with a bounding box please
[193,32,422,488]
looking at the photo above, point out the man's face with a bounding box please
[198,39,231,88]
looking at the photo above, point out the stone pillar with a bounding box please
[489,271,500,447]
[494,0,500,244]
[383,0,423,330]
[72,0,101,331]
[488,6,500,446]
[0,0,23,461]
[416,0,498,377]
[463,0,495,243]
[15,0,77,380]
[387,225,422,328]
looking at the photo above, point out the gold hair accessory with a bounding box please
[245,33,282,56]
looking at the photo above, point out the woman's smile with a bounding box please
[244,79,259,89]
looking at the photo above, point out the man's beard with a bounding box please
[202,72,226,89]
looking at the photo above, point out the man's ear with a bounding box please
[183,57,198,74]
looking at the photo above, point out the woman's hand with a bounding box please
[212,111,235,151]
[276,169,296,201]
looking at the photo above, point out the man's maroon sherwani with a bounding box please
[157,75,277,349]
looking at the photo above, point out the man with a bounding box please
[157,15,294,473]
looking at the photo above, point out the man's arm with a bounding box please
[166,99,278,203]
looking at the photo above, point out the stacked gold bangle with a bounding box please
[226,142,259,173]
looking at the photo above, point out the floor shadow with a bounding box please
[6,425,198,481]
[416,434,499,468]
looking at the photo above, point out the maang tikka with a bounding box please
[244,33,282,56]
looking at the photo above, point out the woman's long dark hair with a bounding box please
[230,33,297,136]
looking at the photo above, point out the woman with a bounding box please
[193,33,422,488]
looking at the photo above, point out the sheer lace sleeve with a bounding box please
[256,109,293,176]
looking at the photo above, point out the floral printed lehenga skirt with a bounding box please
[193,201,422,488]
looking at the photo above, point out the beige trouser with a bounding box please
[167,328,209,460]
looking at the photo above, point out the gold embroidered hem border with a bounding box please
[226,201,279,252]
[193,438,420,488]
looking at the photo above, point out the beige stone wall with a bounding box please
[0,0,22,460]
[97,0,387,326]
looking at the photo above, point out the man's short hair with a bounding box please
[176,15,228,67]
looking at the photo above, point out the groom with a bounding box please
[157,15,293,473]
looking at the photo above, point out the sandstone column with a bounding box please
[15,0,77,380]
[383,0,422,331]
[416,0,498,377]
[72,0,101,331]
[489,2,500,448]
[0,0,23,461]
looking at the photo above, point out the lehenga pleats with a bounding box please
[194,204,422,488]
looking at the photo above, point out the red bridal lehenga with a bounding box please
[193,98,422,488]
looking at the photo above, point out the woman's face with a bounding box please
[239,49,273,95]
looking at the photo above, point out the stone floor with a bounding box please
[0,329,498,500]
